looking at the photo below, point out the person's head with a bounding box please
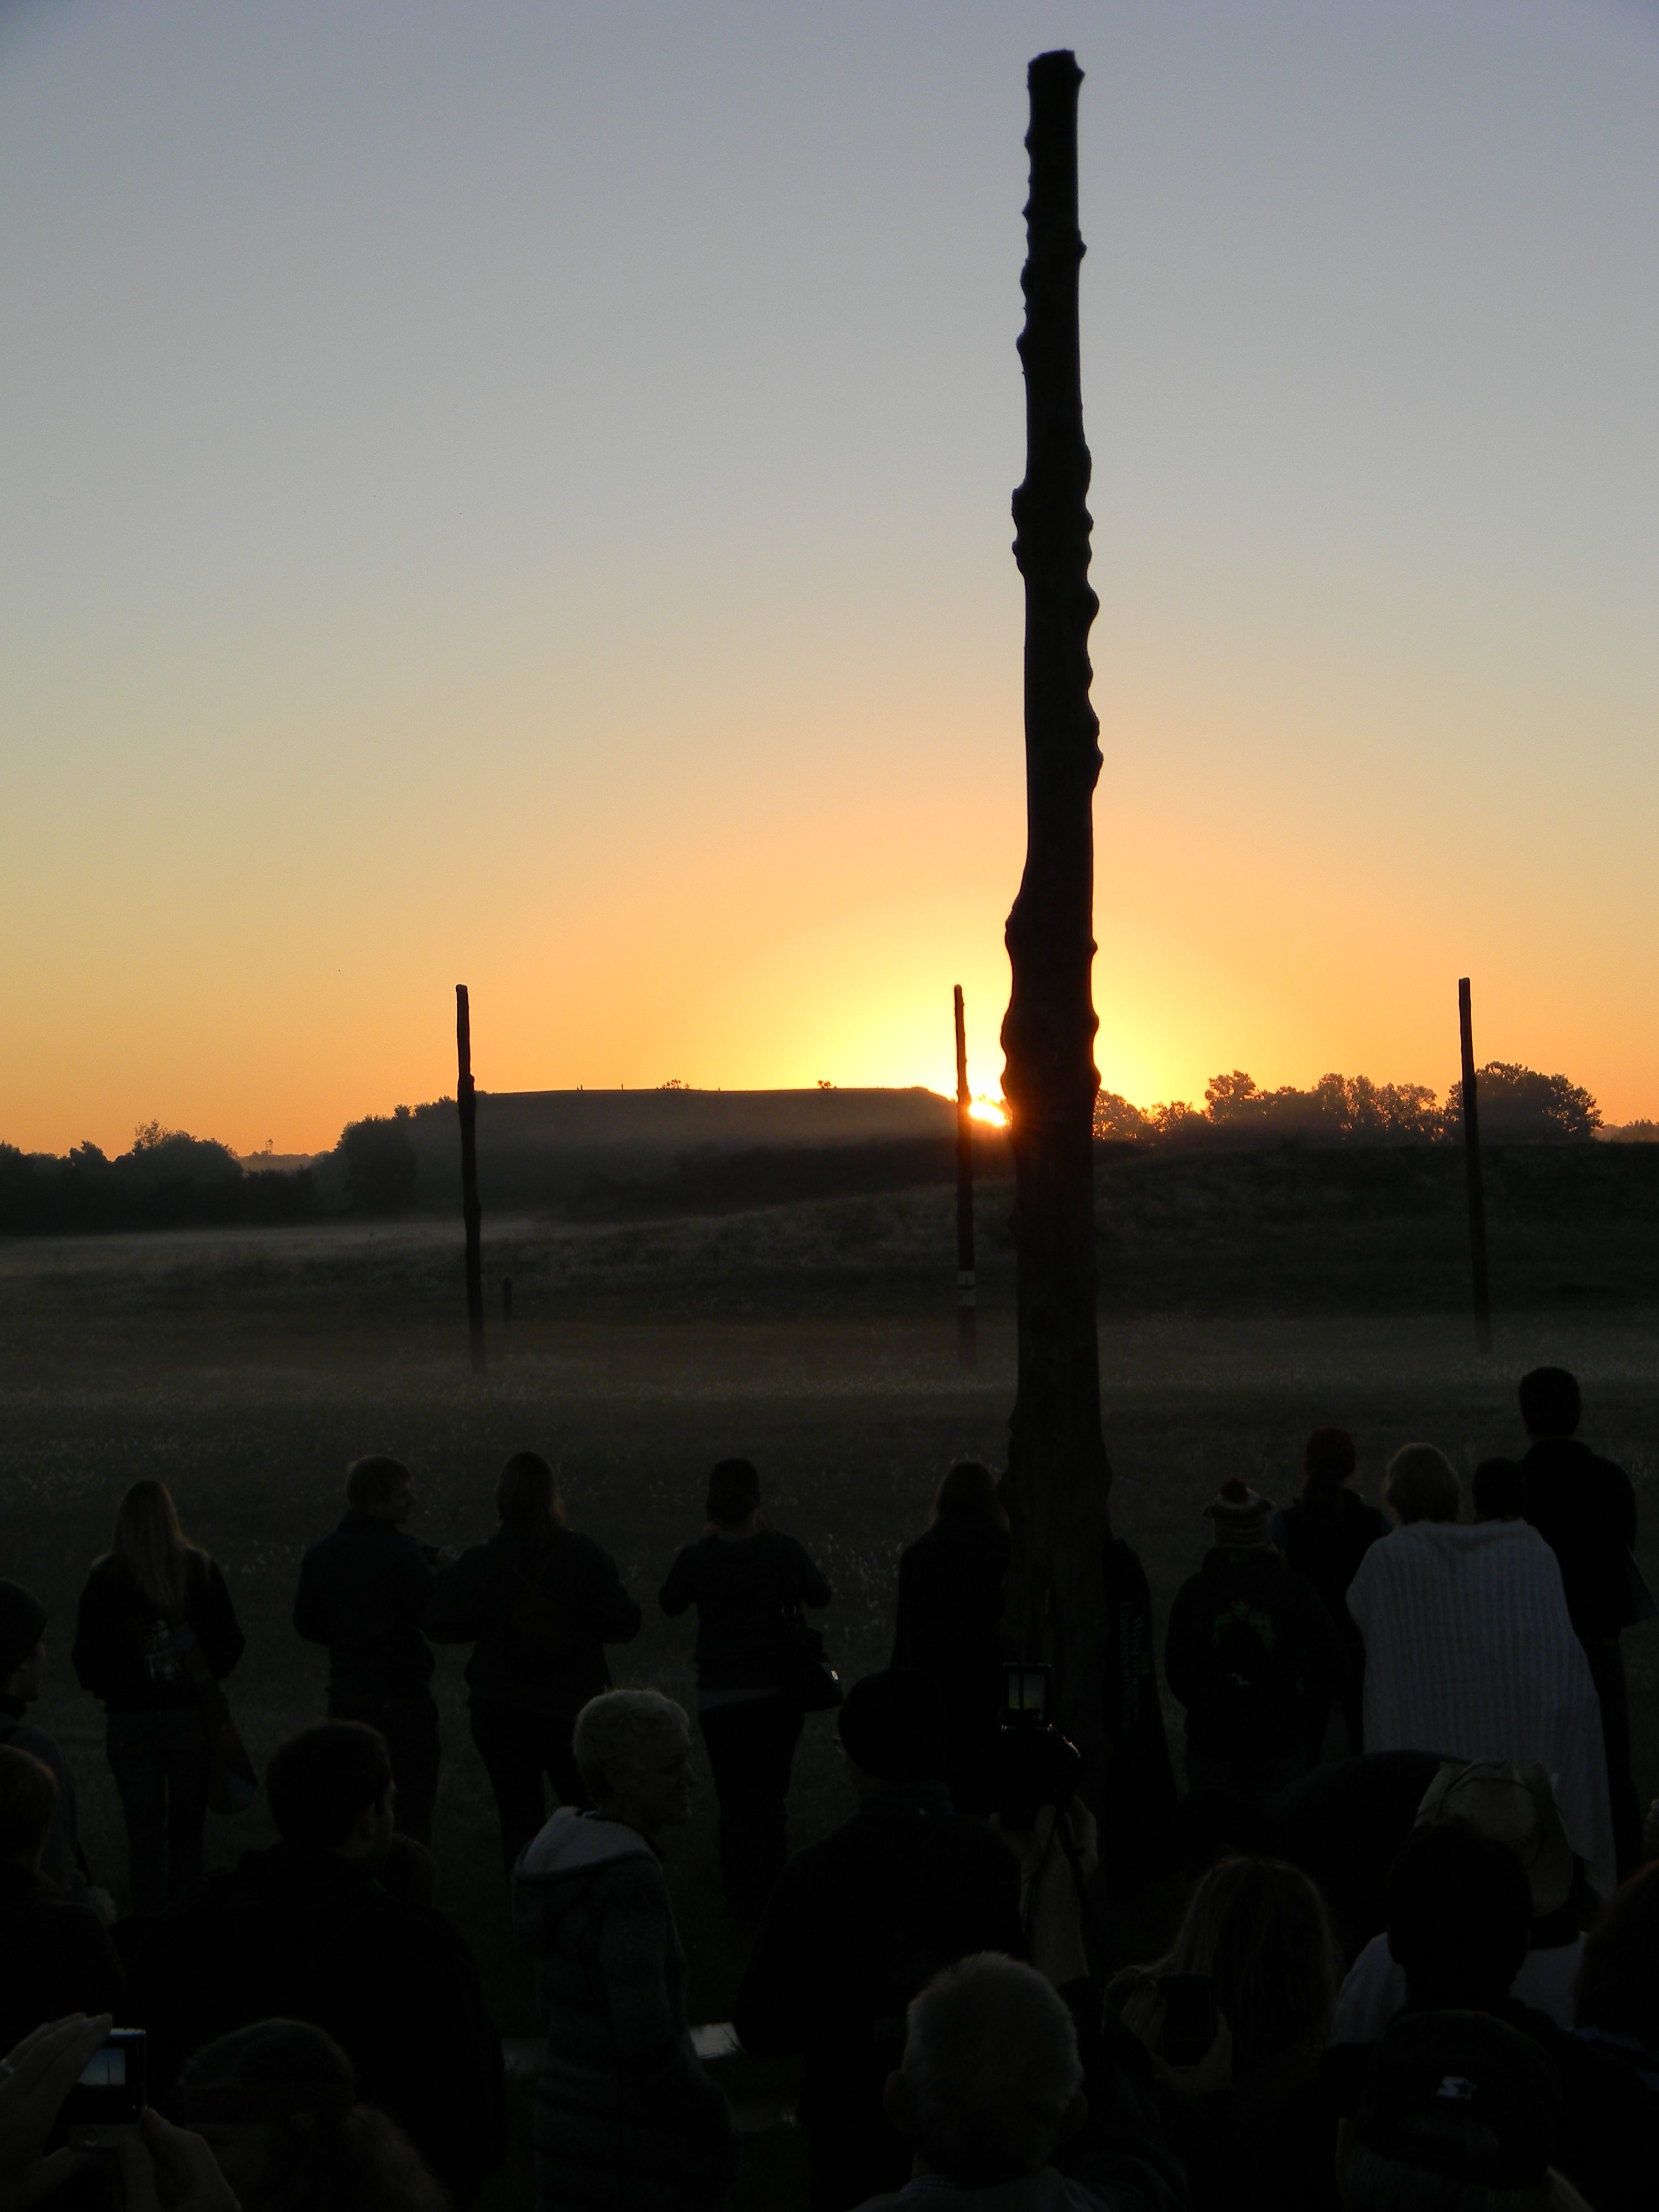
[496,1450,563,1536]
[0,1582,48,1702]
[265,1723,394,1865]
[931,1460,1009,1536]
[0,1744,58,1871]
[1575,1861,1659,2057]
[1302,1428,1358,1506]
[179,2020,447,2212]
[888,1955,1083,2185]
[572,1690,694,1840]
[1517,1369,1580,1443]
[1384,1446,1461,1527]
[1337,2011,1565,2212]
[1472,1460,1527,1523]
[1161,1855,1342,2070]
[1204,1478,1275,1552]
[705,1458,761,1530]
[111,1479,195,1610]
[345,1456,413,1524]
[838,1670,948,1793]
[1415,1762,1573,1922]
[1386,1824,1531,2008]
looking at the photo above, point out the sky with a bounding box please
[2,0,1656,1156]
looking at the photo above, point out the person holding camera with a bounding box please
[1164,1479,1343,1804]
[735,1669,1021,2210]
[658,1458,831,1918]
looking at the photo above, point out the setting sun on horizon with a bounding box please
[4,2,1657,1160]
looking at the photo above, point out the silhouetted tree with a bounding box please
[1443,1063,1600,1144]
[1092,1089,1151,1141]
[339,1105,419,1214]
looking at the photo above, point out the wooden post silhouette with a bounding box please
[1458,977,1493,1355]
[999,51,1110,1781]
[455,984,486,1374]
[954,985,977,1370]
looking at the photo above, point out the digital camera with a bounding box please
[64,2028,146,2149]
[994,1662,1083,1831]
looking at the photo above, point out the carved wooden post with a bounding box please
[1458,977,1493,1355]
[456,984,486,1374]
[954,985,978,1370]
[1000,50,1110,1777]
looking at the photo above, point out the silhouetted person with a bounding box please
[514,1691,736,2212]
[1261,1750,1443,1959]
[1473,1455,1528,1522]
[890,1463,1009,1815]
[1164,1480,1343,1804]
[1270,1430,1389,1760]
[425,1449,641,1869]
[179,2020,450,2212]
[1347,1444,1614,1896]
[1575,1860,1659,2090]
[0,1581,98,1904]
[125,1720,504,2206]
[1519,1366,1644,1877]
[294,1455,439,1843]
[736,1670,1021,2211]
[659,1457,831,1917]
[72,1480,244,1917]
[0,1744,123,2056]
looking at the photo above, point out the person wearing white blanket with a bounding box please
[1345,1443,1614,1898]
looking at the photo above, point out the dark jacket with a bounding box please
[0,1863,124,2056]
[425,1525,641,1713]
[514,1808,736,2212]
[1164,1550,1343,1757]
[294,1514,436,1697]
[891,1522,1008,1711]
[659,1530,831,1694]
[72,1553,244,1713]
[1262,1750,1444,1956]
[1522,1437,1641,1637]
[124,1840,503,2205]
[1269,1491,1390,1644]
[0,1702,88,1899]
[736,1777,1022,2207]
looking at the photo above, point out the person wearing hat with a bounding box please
[1164,1479,1345,1805]
[1336,2011,1580,2211]
[1332,1761,1592,2043]
[0,1580,101,1908]
[734,1669,1021,2212]
[1271,1431,1391,1761]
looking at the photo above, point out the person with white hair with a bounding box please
[513,1689,737,2212]
[853,1797,1186,2212]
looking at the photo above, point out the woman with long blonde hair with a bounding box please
[72,1480,244,1916]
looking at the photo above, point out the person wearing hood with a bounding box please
[1164,1480,1344,1805]
[425,1450,642,1870]
[1345,1444,1614,1898]
[123,1720,504,2208]
[735,1668,1022,2210]
[514,1688,737,2212]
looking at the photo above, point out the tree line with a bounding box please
[1093,1063,1603,1147]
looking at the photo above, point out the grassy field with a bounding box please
[3,1194,1658,2207]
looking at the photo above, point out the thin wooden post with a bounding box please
[954,985,977,1370]
[999,51,1110,1783]
[456,984,486,1374]
[1458,977,1493,1355]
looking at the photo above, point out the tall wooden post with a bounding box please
[954,985,977,1370]
[1458,977,1493,1355]
[456,984,487,1374]
[999,51,1110,1779]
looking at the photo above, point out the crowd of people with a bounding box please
[0,1363,1653,2212]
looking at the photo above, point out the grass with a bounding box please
[3,1198,1658,2208]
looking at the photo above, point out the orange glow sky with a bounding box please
[3,2,1657,1157]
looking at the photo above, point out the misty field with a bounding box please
[3,1192,1658,2208]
